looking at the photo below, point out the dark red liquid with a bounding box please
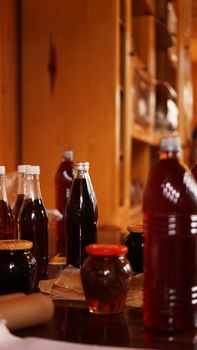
[55,159,74,254]
[191,163,197,181]
[18,198,48,274]
[0,200,16,239]
[143,157,197,331]
[0,248,37,295]
[12,194,24,237]
[81,255,131,314]
[65,178,97,268]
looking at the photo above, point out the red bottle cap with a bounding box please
[85,244,128,256]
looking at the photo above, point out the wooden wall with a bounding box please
[0,0,19,171]
[21,0,118,221]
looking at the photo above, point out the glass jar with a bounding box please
[0,240,37,295]
[124,224,144,274]
[81,244,132,314]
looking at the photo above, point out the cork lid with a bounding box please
[127,224,143,233]
[0,240,33,251]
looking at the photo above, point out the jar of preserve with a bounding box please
[124,224,144,275]
[81,244,132,314]
[0,240,37,295]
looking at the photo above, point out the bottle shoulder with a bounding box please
[143,159,197,214]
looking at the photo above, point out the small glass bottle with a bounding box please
[65,162,98,268]
[18,165,48,275]
[12,165,28,237]
[0,166,16,240]
[143,135,197,331]
[55,150,74,255]
[81,244,132,314]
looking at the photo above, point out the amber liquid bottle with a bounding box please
[143,136,197,331]
[55,150,74,255]
[65,162,98,268]
[0,166,16,240]
[18,166,48,275]
[12,165,28,237]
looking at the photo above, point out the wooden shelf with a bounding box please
[131,123,169,146]
[156,19,174,50]
[132,0,155,16]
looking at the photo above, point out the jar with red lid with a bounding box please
[81,244,132,314]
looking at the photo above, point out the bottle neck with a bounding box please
[17,173,26,195]
[24,173,42,200]
[74,168,85,179]
[0,174,8,202]
[159,150,182,160]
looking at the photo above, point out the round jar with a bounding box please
[81,244,132,314]
[0,239,37,295]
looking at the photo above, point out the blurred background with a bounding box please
[0,0,197,229]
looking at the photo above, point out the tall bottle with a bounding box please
[0,166,16,239]
[191,151,197,179]
[143,135,197,331]
[18,165,48,275]
[55,150,74,255]
[65,162,98,268]
[12,165,28,237]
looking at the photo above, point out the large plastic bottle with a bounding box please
[143,135,197,331]
[55,150,74,255]
[65,162,98,268]
[0,166,16,239]
[18,165,48,275]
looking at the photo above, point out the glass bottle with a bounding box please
[55,150,74,255]
[65,162,98,268]
[0,166,16,240]
[12,165,28,237]
[143,135,197,331]
[18,165,48,275]
[83,162,98,224]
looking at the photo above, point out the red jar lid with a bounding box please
[85,244,128,256]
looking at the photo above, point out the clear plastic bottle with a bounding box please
[55,150,74,255]
[143,135,197,331]
[18,165,48,275]
[65,162,98,268]
[0,166,16,240]
[12,165,29,237]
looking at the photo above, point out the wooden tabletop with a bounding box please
[13,298,197,349]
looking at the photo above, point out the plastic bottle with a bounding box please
[0,166,16,240]
[65,162,98,268]
[18,165,48,275]
[54,150,74,255]
[12,165,28,237]
[143,135,197,331]
[191,151,197,179]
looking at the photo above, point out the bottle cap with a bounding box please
[63,150,73,160]
[85,244,128,256]
[83,162,90,171]
[26,166,40,175]
[17,165,29,173]
[74,162,84,171]
[160,136,181,152]
[0,166,5,174]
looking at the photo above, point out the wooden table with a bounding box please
[13,296,197,349]
[13,229,197,349]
